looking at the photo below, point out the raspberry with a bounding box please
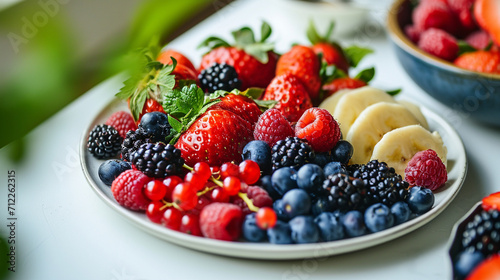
[111,169,151,211]
[253,109,294,148]
[295,108,341,153]
[404,25,422,44]
[105,111,137,139]
[465,30,492,50]
[418,28,459,61]
[247,186,273,208]
[446,0,476,35]
[412,1,458,36]
[199,202,243,241]
[404,149,447,191]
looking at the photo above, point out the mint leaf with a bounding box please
[354,67,375,83]
[168,115,183,134]
[344,46,374,67]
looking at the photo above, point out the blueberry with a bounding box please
[273,199,289,221]
[271,167,298,197]
[323,161,347,177]
[296,164,325,193]
[242,140,272,175]
[289,216,320,244]
[311,195,336,216]
[314,212,345,241]
[242,213,266,242]
[282,189,311,218]
[342,210,366,237]
[139,111,170,142]
[267,220,293,244]
[98,159,132,186]
[454,251,484,279]
[364,203,395,233]
[259,175,280,200]
[312,152,331,167]
[407,186,435,215]
[330,140,353,165]
[391,201,411,225]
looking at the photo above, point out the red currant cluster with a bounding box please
[143,160,277,236]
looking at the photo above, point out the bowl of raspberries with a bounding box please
[386,0,500,127]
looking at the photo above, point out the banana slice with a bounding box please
[398,100,429,129]
[370,125,447,178]
[347,102,421,164]
[331,86,397,137]
[318,89,350,115]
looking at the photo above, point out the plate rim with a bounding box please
[80,98,468,260]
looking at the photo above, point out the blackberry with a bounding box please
[271,137,315,171]
[198,63,242,92]
[130,142,184,178]
[87,124,123,159]
[349,160,409,207]
[321,173,369,212]
[121,128,152,162]
[461,209,500,258]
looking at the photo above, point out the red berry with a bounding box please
[239,160,261,185]
[255,207,277,229]
[223,176,241,196]
[253,108,294,148]
[162,175,183,202]
[179,213,202,236]
[192,195,212,216]
[162,207,183,230]
[465,30,492,50]
[412,1,458,36]
[157,49,197,73]
[467,254,500,279]
[295,107,341,153]
[199,202,243,241]
[105,111,137,139]
[171,182,198,211]
[446,0,476,35]
[146,201,166,224]
[194,162,212,182]
[111,169,151,211]
[209,187,230,203]
[184,172,206,191]
[404,25,422,44]
[418,28,459,61]
[482,192,500,211]
[220,162,239,179]
[247,186,273,208]
[404,149,447,191]
[144,180,168,201]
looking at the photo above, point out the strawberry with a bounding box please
[198,22,278,90]
[105,111,137,138]
[276,45,321,101]
[132,99,166,125]
[474,0,500,46]
[253,108,294,148]
[157,49,196,73]
[418,28,459,61]
[209,94,262,126]
[262,74,313,122]
[295,107,341,153]
[482,192,500,211]
[412,1,459,36]
[307,21,349,74]
[467,255,500,280]
[321,77,367,99]
[454,51,500,74]
[171,63,199,88]
[174,109,254,167]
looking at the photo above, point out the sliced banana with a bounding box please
[398,100,429,129]
[318,89,350,115]
[370,125,447,178]
[347,102,421,164]
[331,86,397,137]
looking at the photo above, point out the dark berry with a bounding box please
[242,140,272,175]
[296,163,325,194]
[139,111,172,143]
[322,173,369,212]
[87,124,123,159]
[121,128,153,162]
[311,195,336,216]
[364,203,395,233]
[131,142,184,178]
[330,140,353,165]
[461,209,500,258]
[273,199,289,221]
[242,213,266,242]
[314,212,345,241]
[391,201,411,225]
[98,159,132,186]
[271,137,315,171]
[323,161,347,177]
[259,175,280,200]
[406,186,434,215]
[282,189,311,219]
[342,210,366,237]
[453,251,484,280]
[312,152,332,167]
[289,216,320,244]
[198,63,242,92]
[267,220,293,244]
[270,167,298,197]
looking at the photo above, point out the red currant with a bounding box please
[239,160,261,185]
[144,180,168,201]
[222,176,241,196]
[179,213,202,236]
[209,187,230,202]
[192,195,211,215]
[163,175,183,201]
[172,182,198,211]
[184,171,206,191]
[194,162,212,182]
[146,201,166,224]
[220,162,239,179]
[256,207,277,229]
[161,207,182,230]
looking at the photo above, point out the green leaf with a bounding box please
[197,36,230,50]
[130,88,148,121]
[344,46,374,67]
[320,62,347,84]
[260,21,272,42]
[253,99,277,111]
[386,89,401,96]
[457,40,477,55]
[232,27,256,46]
[240,87,264,99]
[243,42,274,64]
[168,115,183,133]
[354,67,375,83]
[307,20,335,44]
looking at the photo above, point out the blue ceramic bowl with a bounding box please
[387,0,500,127]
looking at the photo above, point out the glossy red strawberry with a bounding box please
[307,22,349,74]
[321,77,367,99]
[482,192,500,211]
[157,49,196,73]
[454,51,500,74]
[172,63,199,88]
[276,45,321,101]
[209,94,262,126]
[467,254,500,280]
[174,109,254,167]
[262,74,313,122]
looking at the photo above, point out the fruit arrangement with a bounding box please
[451,192,500,280]
[86,22,450,245]
[405,0,500,74]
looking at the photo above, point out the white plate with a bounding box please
[80,98,467,260]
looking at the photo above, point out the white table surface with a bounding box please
[1,0,500,279]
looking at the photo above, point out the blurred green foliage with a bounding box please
[0,0,213,161]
